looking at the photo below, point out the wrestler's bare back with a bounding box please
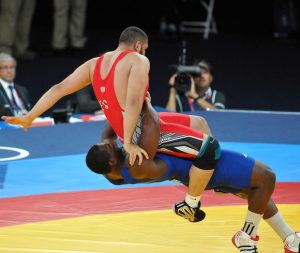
[90,50,137,109]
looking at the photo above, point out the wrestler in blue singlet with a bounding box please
[106,149,255,193]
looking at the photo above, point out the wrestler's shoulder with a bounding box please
[85,57,99,69]
[127,52,149,63]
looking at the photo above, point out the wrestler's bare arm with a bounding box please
[123,54,150,165]
[1,58,97,130]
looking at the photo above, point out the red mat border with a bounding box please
[0,182,299,227]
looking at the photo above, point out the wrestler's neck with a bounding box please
[106,171,123,180]
[108,165,123,180]
[115,44,135,53]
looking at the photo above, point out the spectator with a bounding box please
[0,0,36,60]
[0,53,31,117]
[51,0,87,56]
[73,86,102,114]
[166,59,226,112]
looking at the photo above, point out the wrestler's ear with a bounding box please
[109,157,117,166]
[134,41,142,53]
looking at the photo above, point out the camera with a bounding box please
[174,72,191,94]
[172,41,201,94]
[174,65,201,94]
[177,65,201,76]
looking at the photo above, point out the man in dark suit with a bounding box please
[0,52,31,117]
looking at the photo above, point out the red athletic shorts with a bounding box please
[156,112,206,158]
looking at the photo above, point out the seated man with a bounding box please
[0,53,31,117]
[86,110,299,253]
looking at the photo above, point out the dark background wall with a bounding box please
[15,0,300,113]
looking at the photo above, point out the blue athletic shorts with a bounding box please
[207,149,255,192]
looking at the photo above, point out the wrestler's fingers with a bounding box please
[1,116,11,122]
[141,149,149,160]
[4,117,19,125]
[129,154,133,166]
[137,152,144,166]
[129,153,136,166]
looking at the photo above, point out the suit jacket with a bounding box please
[0,81,31,117]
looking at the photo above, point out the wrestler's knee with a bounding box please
[190,115,211,135]
[264,165,276,188]
[252,161,276,191]
[193,136,220,170]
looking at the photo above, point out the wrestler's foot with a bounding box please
[232,230,259,253]
[284,232,300,253]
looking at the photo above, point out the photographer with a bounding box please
[165,60,226,112]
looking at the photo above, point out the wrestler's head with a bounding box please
[86,143,124,178]
[119,26,148,55]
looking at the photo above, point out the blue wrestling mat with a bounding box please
[0,142,300,198]
[1,110,300,198]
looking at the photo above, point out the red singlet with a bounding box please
[92,50,148,141]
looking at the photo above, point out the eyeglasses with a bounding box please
[0,65,16,71]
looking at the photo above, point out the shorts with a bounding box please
[158,112,204,158]
[207,149,255,191]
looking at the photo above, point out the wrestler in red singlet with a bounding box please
[93,50,220,166]
[93,50,146,140]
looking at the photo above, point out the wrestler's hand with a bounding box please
[124,143,149,166]
[1,114,33,131]
[173,200,206,222]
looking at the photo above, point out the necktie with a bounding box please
[8,85,20,114]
